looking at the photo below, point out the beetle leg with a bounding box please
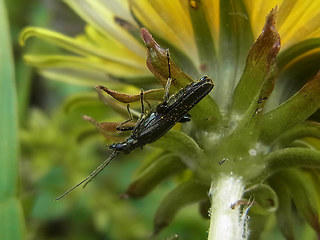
[117,104,134,131]
[163,50,172,103]
[140,89,145,116]
[144,99,152,110]
[178,113,192,123]
[164,77,172,104]
[117,125,135,131]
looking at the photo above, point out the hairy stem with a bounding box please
[208,175,248,240]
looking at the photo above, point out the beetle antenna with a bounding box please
[55,151,120,200]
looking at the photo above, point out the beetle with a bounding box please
[109,75,213,153]
[56,52,214,200]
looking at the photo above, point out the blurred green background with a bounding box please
[1,0,315,239]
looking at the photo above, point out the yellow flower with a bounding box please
[20,1,320,240]
[20,1,320,108]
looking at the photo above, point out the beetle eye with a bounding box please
[200,76,208,81]
[117,143,127,151]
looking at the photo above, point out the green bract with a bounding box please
[132,11,320,237]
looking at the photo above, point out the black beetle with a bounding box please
[109,76,213,153]
[56,53,214,200]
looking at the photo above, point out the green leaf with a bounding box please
[62,91,104,114]
[187,0,217,77]
[261,71,320,142]
[132,148,164,175]
[0,199,26,240]
[189,94,222,130]
[231,7,280,118]
[278,38,320,70]
[243,183,278,215]
[0,0,25,239]
[198,199,210,219]
[166,234,180,240]
[16,60,32,124]
[141,28,194,89]
[279,169,320,236]
[0,0,18,201]
[259,148,320,181]
[142,31,201,79]
[216,0,254,110]
[268,176,295,240]
[275,49,320,104]
[310,170,320,201]
[274,121,320,147]
[124,154,186,198]
[247,213,271,240]
[151,130,205,169]
[153,179,208,235]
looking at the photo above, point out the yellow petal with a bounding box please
[244,0,320,48]
[83,25,147,69]
[64,0,146,57]
[97,0,138,26]
[40,69,109,86]
[309,27,320,39]
[278,0,320,46]
[202,0,220,45]
[24,54,151,82]
[20,27,148,72]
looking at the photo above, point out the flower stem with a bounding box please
[208,175,248,240]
